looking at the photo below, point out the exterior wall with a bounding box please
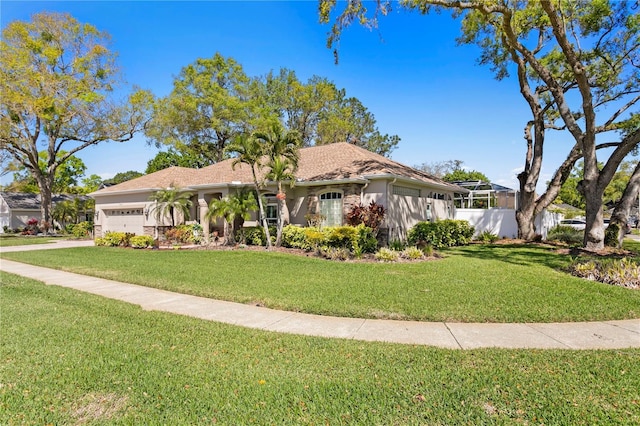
[361,180,387,208]
[95,191,158,237]
[455,209,518,239]
[455,208,561,239]
[10,209,41,230]
[386,195,453,241]
[0,197,9,232]
[287,187,310,226]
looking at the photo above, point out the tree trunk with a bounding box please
[223,220,235,246]
[608,161,640,247]
[34,171,54,226]
[516,171,537,240]
[582,179,605,251]
[275,197,284,247]
[253,180,272,249]
[39,188,53,227]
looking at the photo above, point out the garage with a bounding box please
[104,208,144,235]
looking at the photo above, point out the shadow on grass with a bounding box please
[442,243,573,271]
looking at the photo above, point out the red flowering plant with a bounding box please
[21,218,40,235]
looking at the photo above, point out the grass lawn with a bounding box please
[0,234,61,247]
[1,272,639,425]
[2,243,639,323]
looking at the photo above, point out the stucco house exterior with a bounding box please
[0,192,92,232]
[91,143,468,242]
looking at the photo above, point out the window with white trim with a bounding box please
[319,192,343,227]
[264,194,277,225]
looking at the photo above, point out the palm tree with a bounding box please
[264,156,297,246]
[149,185,193,228]
[205,189,257,245]
[225,135,273,248]
[51,200,77,231]
[255,123,301,247]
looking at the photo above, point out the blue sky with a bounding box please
[2,1,579,190]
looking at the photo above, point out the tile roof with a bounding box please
[92,143,464,195]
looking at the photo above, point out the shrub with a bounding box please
[325,226,358,250]
[477,231,499,244]
[164,224,204,244]
[101,231,133,247]
[355,224,378,254]
[346,201,386,232]
[569,257,640,289]
[422,243,435,257]
[374,247,400,262]
[547,225,583,245]
[94,237,106,246]
[401,246,424,260]
[281,225,313,250]
[241,227,266,246]
[304,213,326,227]
[388,239,406,251]
[324,224,378,255]
[304,228,326,250]
[320,247,351,261]
[130,235,154,249]
[71,221,93,238]
[407,220,474,249]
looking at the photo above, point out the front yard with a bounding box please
[1,272,638,424]
[0,234,61,247]
[2,243,638,323]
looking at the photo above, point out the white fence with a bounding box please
[456,209,562,239]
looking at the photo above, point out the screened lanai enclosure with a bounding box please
[453,181,518,210]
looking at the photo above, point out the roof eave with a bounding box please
[90,187,165,198]
[362,174,470,193]
[295,177,369,187]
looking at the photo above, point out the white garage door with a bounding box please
[104,208,144,235]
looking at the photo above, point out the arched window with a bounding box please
[319,191,343,227]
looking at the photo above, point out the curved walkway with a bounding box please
[1,240,639,350]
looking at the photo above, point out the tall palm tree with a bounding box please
[225,134,273,248]
[264,156,297,246]
[205,189,257,245]
[149,185,193,228]
[255,123,301,247]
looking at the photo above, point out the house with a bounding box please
[90,143,469,242]
[0,192,93,232]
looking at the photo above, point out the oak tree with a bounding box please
[0,12,151,223]
[321,0,639,250]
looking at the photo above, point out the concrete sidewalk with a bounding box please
[1,240,639,349]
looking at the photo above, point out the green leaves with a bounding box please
[1,12,147,221]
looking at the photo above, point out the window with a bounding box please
[265,194,277,225]
[319,192,343,227]
[393,185,421,197]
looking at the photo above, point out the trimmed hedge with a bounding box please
[407,220,474,249]
[280,224,378,255]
